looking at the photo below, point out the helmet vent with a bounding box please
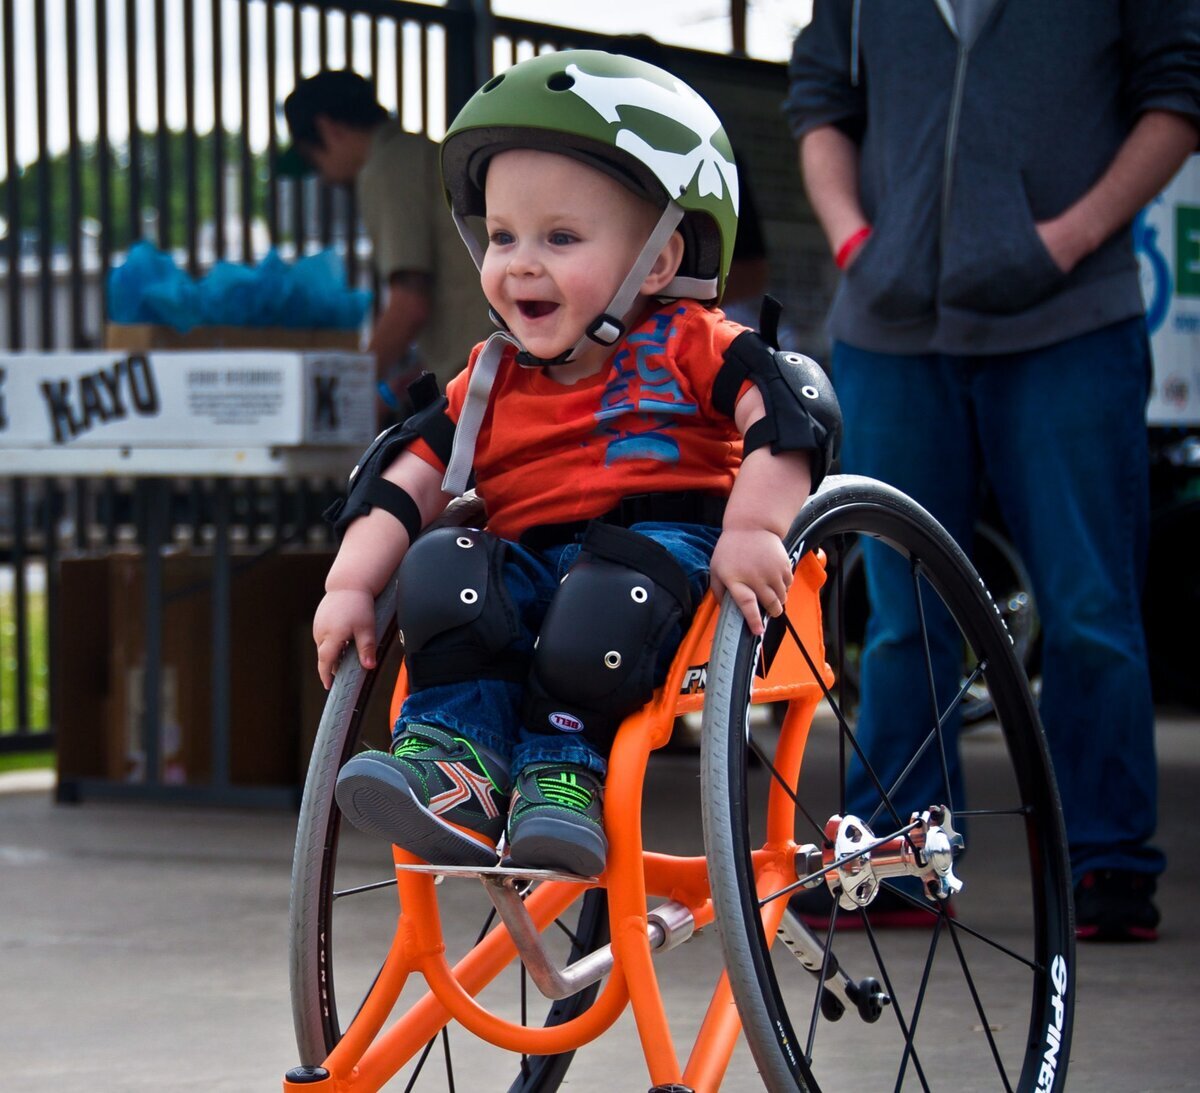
[546,72,575,92]
[482,74,505,93]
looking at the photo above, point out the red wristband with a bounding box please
[834,225,872,270]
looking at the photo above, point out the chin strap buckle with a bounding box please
[587,313,625,347]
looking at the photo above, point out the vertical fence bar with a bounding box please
[42,480,59,739]
[73,480,88,550]
[318,7,332,249]
[95,0,112,301]
[154,0,170,250]
[33,0,52,348]
[3,0,22,348]
[66,0,84,347]
[212,0,226,259]
[238,0,252,263]
[210,478,231,790]
[12,478,28,731]
[419,22,429,136]
[265,0,278,245]
[136,477,165,784]
[126,0,143,244]
[184,0,198,275]
[290,0,303,254]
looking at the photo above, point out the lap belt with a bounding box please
[519,492,727,551]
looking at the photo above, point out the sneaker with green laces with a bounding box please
[505,763,607,877]
[334,724,511,867]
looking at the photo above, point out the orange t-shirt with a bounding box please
[411,301,750,541]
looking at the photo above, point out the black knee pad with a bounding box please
[523,523,694,752]
[396,526,524,689]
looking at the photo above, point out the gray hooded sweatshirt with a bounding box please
[784,0,1200,356]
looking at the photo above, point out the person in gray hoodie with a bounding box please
[785,0,1199,941]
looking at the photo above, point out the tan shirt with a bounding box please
[356,120,490,386]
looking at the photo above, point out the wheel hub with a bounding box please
[816,808,965,910]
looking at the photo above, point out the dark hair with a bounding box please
[283,70,388,148]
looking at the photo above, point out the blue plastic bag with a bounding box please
[107,242,371,332]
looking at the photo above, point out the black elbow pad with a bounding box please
[714,330,842,490]
[323,372,457,540]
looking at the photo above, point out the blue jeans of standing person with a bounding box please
[833,317,1164,883]
[396,521,720,778]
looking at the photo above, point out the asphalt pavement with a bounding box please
[2,709,1198,1092]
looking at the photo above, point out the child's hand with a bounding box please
[313,587,378,689]
[709,527,793,636]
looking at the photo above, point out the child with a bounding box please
[314,50,840,877]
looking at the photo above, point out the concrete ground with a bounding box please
[2,710,1198,1092]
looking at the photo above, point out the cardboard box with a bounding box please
[104,323,361,352]
[56,550,332,787]
[0,348,375,448]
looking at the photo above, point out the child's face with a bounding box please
[481,149,662,367]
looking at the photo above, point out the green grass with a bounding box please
[1,580,50,737]
[0,749,53,774]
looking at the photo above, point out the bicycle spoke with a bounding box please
[861,916,933,1093]
[550,914,587,950]
[865,664,979,832]
[946,920,1016,1093]
[403,1035,439,1092]
[909,560,957,819]
[893,915,943,1092]
[747,726,827,844]
[933,910,1042,972]
[782,609,909,832]
[333,876,398,900]
[955,806,1031,818]
[442,1026,456,1093]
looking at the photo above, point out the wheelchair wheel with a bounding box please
[702,476,1074,1092]
[289,578,609,1090]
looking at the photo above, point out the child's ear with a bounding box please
[640,231,685,295]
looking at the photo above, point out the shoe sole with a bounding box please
[506,815,606,878]
[335,756,499,868]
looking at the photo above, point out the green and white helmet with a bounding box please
[441,49,740,304]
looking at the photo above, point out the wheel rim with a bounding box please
[703,479,1074,1092]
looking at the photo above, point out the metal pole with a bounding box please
[211,479,232,791]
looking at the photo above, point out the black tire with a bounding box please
[288,572,608,1091]
[702,476,1074,1092]
[826,519,1040,724]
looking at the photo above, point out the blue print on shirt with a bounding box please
[596,308,696,465]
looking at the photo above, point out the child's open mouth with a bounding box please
[517,300,558,319]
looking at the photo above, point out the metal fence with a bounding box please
[1,0,487,757]
[0,3,817,772]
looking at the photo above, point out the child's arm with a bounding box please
[709,387,813,636]
[313,451,452,688]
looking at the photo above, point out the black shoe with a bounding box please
[334,724,510,867]
[505,763,607,877]
[1074,869,1160,942]
[788,880,950,931]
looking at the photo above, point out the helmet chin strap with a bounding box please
[443,202,699,496]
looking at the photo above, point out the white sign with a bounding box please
[0,349,376,449]
[1140,156,1200,426]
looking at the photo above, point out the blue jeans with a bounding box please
[834,318,1163,881]
[396,521,720,778]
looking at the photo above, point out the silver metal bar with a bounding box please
[480,877,694,1001]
